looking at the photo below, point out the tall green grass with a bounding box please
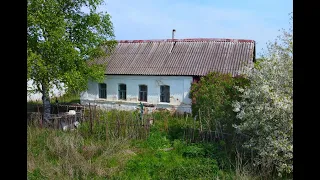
[28,110,268,180]
[27,124,135,179]
[112,118,237,180]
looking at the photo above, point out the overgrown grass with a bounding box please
[28,110,275,180]
[27,125,135,179]
[112,129,235,180]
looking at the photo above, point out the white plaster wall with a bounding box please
[27,80,66,101]
[80,75,193,113]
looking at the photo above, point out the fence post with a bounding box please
[117,113,120,138]
[37,104,42,128]
[97,106,100,125]
[89,103,93,134]
[106,111,108,142]
[139,102,144,125]
[94,105,97,123]
[81,106,85,122]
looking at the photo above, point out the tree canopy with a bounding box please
[27,0,117,96]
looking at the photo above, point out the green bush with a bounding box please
[182,145,205,158]
[172,139,185,154]
[189,72,249,137]
[145,130,171,150]
[117,147,222,180]
[166,158,219,180]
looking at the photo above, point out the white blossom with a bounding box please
[232,16,293,176]
[232,101,241,112]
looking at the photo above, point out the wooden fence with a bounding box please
[27,104,247,143]
[27,103,153,141]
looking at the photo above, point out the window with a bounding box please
[139,85,148,102]
[160,85,170,103]
[98,83,107,99]
[118,84,126,100]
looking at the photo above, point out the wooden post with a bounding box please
[75,106,78,122]
[89,103,93,134]
[111,111,114,140]
[117,115,120,138]
[81,106,85,122]
[93,105,95,123]
[37,104,42,128]
[97,106,100,125]
[106,111,109,142]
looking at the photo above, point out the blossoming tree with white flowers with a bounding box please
[232,15,293,177]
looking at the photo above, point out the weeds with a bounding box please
[27,125,134,179]
[28,109,285,180]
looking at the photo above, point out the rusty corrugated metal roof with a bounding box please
[95,38,255,76]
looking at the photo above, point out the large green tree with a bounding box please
[27,0,116,122]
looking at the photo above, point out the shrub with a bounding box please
[189,72,249,140]
[144,130,171,150]
[232,15,293,177]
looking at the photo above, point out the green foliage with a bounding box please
[116,141,223,180]
[52,92,80,104]
[27,125,133,179]
[233,14,293,177]
[182,145,205,157]
[254,58,264,70]
[189,72,249,137]
[27,109,258,180]
[172,139,185,154]
[27,0,117,96]
[113,117,234,180]
[28,168,47,180]
[166,158,220,180]
[144,130,171,150]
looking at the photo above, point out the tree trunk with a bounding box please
[41,84,51,123]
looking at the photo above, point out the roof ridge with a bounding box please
[117,38,255,43]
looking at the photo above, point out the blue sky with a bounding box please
[98,0,292,57]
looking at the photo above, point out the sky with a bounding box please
[97,0,292,57]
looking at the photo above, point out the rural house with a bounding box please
[80,38,256,113]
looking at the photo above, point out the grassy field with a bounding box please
[27,93,272,179]
[27,109,264,180]
[27,89,292,180]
